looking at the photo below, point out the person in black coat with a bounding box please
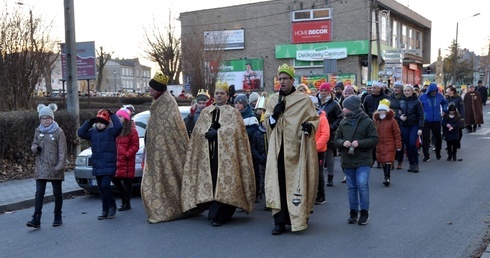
[442,103,461,161]
[477,80,488,106]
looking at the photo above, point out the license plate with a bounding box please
[89,179,97,186]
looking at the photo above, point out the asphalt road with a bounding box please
[1,111,490,258]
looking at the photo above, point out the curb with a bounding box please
[0,189,86,214]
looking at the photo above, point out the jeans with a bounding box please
[344,166,370,211]
[35,179,63,214]
[96,175,115,212]
[401,125,419,165]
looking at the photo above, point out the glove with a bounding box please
[204,128,218,140]
[88,118,96,126]
[417,130,422,136]
[211,122,221,130]
[301,122,313,135]
[272,101,286,120]
[107,109,113,116]
[37,146,42,152]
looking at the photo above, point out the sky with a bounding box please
[9,0,490,69]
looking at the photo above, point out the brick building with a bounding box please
[180,0,431,93]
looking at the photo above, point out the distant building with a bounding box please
[38,57,151,95]
[104,58,151,94]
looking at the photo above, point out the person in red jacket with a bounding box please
[373,99,401,186]
[112,108,140,211]
[314,109,330,204]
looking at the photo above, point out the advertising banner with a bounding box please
[204,29,245,50]
[292,20,331,43]
[60,41,96,80]
[327,73,357,87]
[218,59,264,91]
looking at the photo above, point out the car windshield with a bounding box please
[132,106,191,138]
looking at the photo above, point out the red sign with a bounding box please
[291,20,331,43]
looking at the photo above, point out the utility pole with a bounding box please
[367,0,373,82]
[64,0,80,155]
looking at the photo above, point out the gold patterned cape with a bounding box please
[264,91,319,232]
[141,91,190,223]
[181,105,256,214]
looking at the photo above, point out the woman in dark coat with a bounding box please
[397,85,424,173]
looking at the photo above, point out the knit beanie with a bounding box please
[319,82,331,91]
[37,103,58,119]
[335,81,345,90]
[343,95,361,111]
[234,94,248,106]
[343,86,355,95]
[248,92,260,105]
[116,108,131,121]
[149,71,169,92]
[393,81,404,89]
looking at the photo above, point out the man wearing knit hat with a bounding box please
[141,71,190,223]
[264,63,319,235]
[185,89,210,136]
[334,95,378,225]
[182,81,255,227]
[389,81,405,169]
[317,82,343,188]
[334,81,344,102]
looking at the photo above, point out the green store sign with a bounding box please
[275,40,377,58]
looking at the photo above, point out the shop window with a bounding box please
[292,8,331,22]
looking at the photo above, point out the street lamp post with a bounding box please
[16,2,34,48]
[452,13,480,85]
[113,70,116,93]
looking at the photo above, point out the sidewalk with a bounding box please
[0,170,85,213]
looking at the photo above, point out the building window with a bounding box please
[292,8,331,22]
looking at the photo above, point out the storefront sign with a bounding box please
[292,20,331,43]
[276,40,371,59]
[296,47,347,61]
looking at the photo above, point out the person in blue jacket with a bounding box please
[78,109,122,220]
[419,83,447,161]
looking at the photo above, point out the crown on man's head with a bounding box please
[277,63,295,78]
[197,89,210,98]
[215,81,229,93]
[153,71,169,85]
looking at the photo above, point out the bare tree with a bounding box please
[95,46,113,92]
[144,12,182,84]
[181,27,227,96]
[0,4,58,111]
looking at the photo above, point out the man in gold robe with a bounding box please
[181,81,255,227]
[265,64,319,235]
[141,71,189,223]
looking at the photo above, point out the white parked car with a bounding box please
[74,106,191,193]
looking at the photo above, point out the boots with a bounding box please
[348,210,358,224]
[107,202,117,219]
[118,199,131,211]
[383,164,391,186]
[358,210,369,225]
[396,161,403,170]
[53,211,63,227]
[326,175,334,187]
[446,154,452,161]
[26,213,41,228]
[453,154,457,161]
[98,211,108,220]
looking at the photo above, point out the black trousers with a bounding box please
[274,147,292,226]
[422,121,442,159]
[35,179,62,214]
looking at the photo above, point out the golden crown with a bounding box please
[153,71,169,85]
[197,89,210,98]
[215,81,229,93]
[380,98,391,106]
[277,63,295,78]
